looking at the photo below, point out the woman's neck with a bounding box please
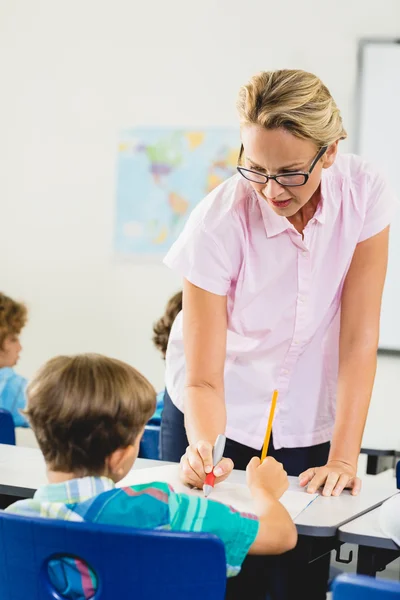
[287,186,321,235]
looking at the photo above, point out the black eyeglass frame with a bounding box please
[237,145,328,187]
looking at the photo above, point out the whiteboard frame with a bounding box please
[355,38,400,356]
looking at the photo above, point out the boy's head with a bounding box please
[0,292,27,368]
[153,291,182,359]
[26,354,156,481]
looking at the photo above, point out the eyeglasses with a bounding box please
[237,145,328,187]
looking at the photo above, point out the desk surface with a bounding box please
[0,444,397,538]
[339,505,399,551]
[0,444,164,498]
[228,467,398,537]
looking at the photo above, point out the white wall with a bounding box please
[1,0,399,448]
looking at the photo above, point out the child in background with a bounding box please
[6,353,297,600]
[0,293,29,427]
[151,290,182,422]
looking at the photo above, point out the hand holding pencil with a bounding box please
[180,438,234,490]
[261,389,279,462]
[246,388,288,500]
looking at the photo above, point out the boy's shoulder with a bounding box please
[5,481,176,522]
[0,367,27,389]
[74,481,176,527]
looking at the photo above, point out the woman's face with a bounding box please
[240,125,337,218]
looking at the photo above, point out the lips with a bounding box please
[271,199,292,208]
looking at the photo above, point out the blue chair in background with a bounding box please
[0,409,15,446]
[396,459,400,489]
[139,423,161,459]
[0,511,227,600]
[332,573,400,598]
[138,391,163,460]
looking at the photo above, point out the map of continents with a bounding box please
[114,128,239,258]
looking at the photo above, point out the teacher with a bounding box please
[160,69,397,499]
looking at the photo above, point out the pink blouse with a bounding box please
[164,154,398,450]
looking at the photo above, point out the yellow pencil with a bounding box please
[261,389,279,462]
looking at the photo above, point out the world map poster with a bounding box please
[114,128,239,259]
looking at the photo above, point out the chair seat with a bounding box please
[0,409,15,446]
[332,573,400,598]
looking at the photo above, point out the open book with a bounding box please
[119,464,318,520]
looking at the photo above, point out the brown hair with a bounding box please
[152,291,182,358]
[25,354,156,474]
[237,69,347,147]
[0,292,27,349]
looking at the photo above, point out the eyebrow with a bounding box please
[246,156,306,172]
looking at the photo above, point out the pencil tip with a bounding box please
[203,485,212,498]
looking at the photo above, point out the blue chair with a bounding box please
[0,409,15,445]
[396,459,400,489]
[0,511,226,599]
[332,573,400,598]
[139,424,160,459]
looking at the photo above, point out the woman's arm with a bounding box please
[300,226,390,496]
[180,278,234,488]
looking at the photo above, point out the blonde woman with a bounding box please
[160,70,397,598]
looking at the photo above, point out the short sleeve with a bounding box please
[358,171,399,243]
[164,216,234,297]
[168,492,259,577]
[0,373,29,428]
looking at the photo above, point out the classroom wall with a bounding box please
[1,0,399,449]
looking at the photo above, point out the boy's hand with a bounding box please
[180,440,234,489]
[246,456,289,500]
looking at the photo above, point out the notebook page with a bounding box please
[119,464,318,520]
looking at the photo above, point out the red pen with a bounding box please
[203,434,227,498]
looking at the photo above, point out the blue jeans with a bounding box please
[160,389,331,600]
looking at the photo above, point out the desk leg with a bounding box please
[357,545,400,576]
[292,536,339,600]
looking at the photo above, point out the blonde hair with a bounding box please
[26,354,156,474]
[237,69,347,147]
[0,292,27,349]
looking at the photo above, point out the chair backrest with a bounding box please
[0,511,226,600]
[332,573,400,598]
[139,424,160,460]
[396,459,400,489]
[0,409,16,445]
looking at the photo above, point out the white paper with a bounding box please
[119,464,318,520]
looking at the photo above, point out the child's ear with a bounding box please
[107,445,136,476]
[106,429,145,477]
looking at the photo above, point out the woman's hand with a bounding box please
[180,440,234,489]
[299,460,361,497]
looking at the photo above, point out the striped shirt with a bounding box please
[6,476,259,600]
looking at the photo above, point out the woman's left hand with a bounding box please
[299,460,362,497]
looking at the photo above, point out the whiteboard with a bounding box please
[357,40,400,351]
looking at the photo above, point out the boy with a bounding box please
[6,353,297,599]
[0,292,29,428]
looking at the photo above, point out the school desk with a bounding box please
[339,502,400,577]
[0,443,398,592]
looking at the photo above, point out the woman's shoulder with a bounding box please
[329,153,386,186]
[187,174,254,235]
